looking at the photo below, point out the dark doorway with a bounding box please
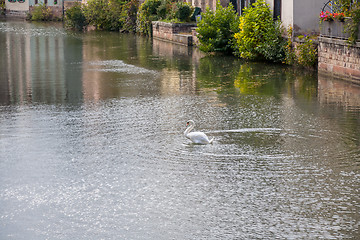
[274,0,281,19]
[230,0,238,13]
[240,0,245,14]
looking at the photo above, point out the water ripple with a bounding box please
[86,60,157,74]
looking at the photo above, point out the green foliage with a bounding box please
[345,3,360,45]
[136,0,195,35]
[0,0,5,15]
[82,0,108,30]
[172,1,193,22]
[233,0,285,62]
[82,0,125,31]
[196,2,239,53]
[284,26,317,68]
[121,0,139,32]
[137,0,162,35]
[31,3,53,21]
[65,3,87,31]
[156,0,171,19]
[284,26,296,65]
[337,0,352,14]
[296,37,317,68]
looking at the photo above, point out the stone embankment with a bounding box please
[152,21,196,46]
[318,37,360,84]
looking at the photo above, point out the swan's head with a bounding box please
[186,120,195,127]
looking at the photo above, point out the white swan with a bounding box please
[184,120,214,144]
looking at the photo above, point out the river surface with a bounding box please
[0,21,359,239]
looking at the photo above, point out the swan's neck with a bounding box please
[184,123,194,137]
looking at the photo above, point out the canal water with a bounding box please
[0,21,359,239]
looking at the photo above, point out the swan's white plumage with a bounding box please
[184,120,214,144]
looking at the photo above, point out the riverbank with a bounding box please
[2,0,360,85]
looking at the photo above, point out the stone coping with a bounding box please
[318,36,360,47]
[152,21,197,28]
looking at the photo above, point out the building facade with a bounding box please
[5,0,65,18]
[188,0,325,35]
[265,0,325,35]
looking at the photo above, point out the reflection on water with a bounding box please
[318,73,360,109]
[0,21,82,104]
[0,21,359,239]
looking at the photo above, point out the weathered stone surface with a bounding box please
[152,21,196,46]
[318,37,360,84]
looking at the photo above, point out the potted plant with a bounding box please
[320,11,349,39]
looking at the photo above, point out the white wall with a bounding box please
[6,2,29,11]
[281,0,294,32]
[266,0,323,34]
[294,0,323,34]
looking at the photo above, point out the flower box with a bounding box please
[320,18,360,40]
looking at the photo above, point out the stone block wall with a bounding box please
[318,36,360,84]
[152,21,197,46]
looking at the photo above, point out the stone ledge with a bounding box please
[5,10,28,19]
[152,21,196,46]
[152,21,197,28]
[318,36,360,47]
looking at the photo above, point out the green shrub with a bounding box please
[82,0,125,31]
[0,0,5,15]
[82,0,109,30]
[296,37,317,67]
[173,1,193,22]
[234,0,285,62]
[64,3,87,31]
[284,26,296,65]
[156,0,171,20]
[284,26,317,67]
[31,3,53,21]
[121,0,139,32]
[196,2,239,53]
[345,3,360,45]
[137,0,162,35]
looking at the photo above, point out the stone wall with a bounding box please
[152,21,197,46]
[318,37,360,84]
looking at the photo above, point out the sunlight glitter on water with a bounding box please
[0,21,359,240]
[86,60,158,74]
